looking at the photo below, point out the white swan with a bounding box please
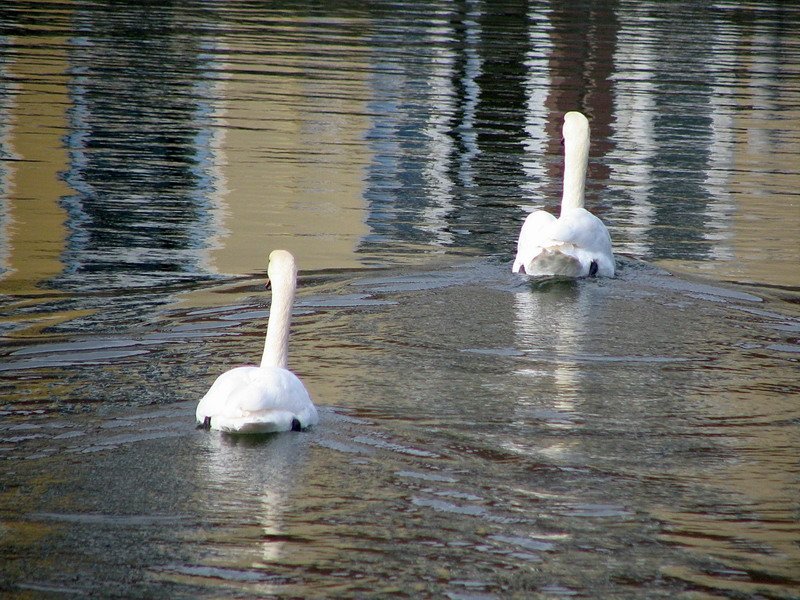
[512,111,615,278]
[196,249,319,434]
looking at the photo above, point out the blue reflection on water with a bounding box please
[58,6,221,290]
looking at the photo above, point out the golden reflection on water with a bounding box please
[0,41,71,297]
[208,22,370,276]
[659,102,800,291]
[726,33,800,290]
[654,362,800,596]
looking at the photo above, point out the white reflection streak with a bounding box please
[458,2,483,190]
[509,285,589,461]
[701,17,737,262]
[513,289,584,420]
[522,6,553,206]
[0,59,17,277]
[201,434,299,569]
[196,36,231,275]
[419,4,484,246]
[420,32,456,247]
[608,7,657,257]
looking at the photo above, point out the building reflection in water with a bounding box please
[0,1,797,298]
[56,5,218,291]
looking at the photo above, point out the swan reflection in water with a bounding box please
[508,280,595,458]
[195,431,312,572]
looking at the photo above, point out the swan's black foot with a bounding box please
[589,260,599,277]
[291,418,302,432]
[197,416,212,430]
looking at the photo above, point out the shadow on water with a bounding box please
[521,275,582,293]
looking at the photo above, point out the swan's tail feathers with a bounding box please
[210,410,298,434]
[517,246,584,278]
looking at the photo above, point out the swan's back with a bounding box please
[513,208,615,277]
[197,365,318,434]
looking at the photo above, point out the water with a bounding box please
[1,1,799,598]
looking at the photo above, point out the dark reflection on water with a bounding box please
[1,1,800,599]
[59,4,220,289]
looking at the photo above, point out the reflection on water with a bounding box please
[1,1,800,598]
[512,282,589,445]
[60,4,218,290]
[2,1,798,294]
[195,433,309,579]
[210,13,372,273]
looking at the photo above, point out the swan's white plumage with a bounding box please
[512,111,615,278]
[196,250,319,434]
[512,207,614,277]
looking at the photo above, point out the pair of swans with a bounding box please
[197,111,613,435]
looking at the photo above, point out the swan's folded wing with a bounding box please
[548,209,615,276]
[513,210,559,273]
[516,210,558,249]
[550,208,611,251]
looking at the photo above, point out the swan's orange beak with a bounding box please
[265,279,272,291]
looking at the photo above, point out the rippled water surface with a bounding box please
[1,1,799,598]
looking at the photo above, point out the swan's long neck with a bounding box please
[261,277,294,370]
[560,127,589,214]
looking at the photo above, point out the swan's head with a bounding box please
[267,249,297,288]
[562,111,589,143]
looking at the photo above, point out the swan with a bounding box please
[196,249,319,434]
[512,111,615,278]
